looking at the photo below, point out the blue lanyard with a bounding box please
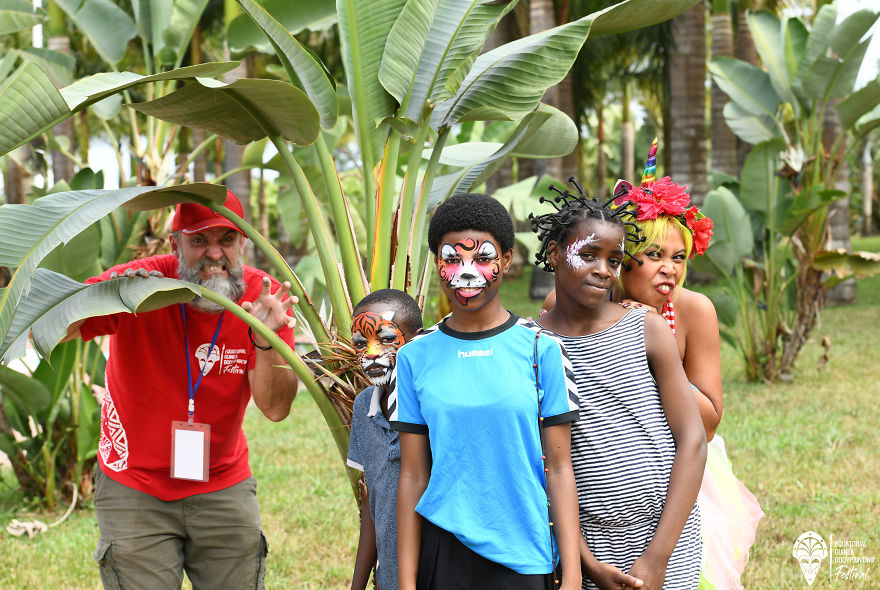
[181,304,225,424]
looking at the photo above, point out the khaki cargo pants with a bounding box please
[93,469,267,590]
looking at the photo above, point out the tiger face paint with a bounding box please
[437,237,502,306]
[352,310,406,386]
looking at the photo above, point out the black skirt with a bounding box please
[416,518,558,590]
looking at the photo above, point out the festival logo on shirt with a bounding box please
[437,239,501,305]
[193,341,247,376]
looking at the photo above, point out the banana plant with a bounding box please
[1,0,700,499]
[704,4,880,381]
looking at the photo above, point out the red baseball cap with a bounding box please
[172,189,246,236]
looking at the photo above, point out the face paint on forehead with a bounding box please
[565,233,597,270]
[477,241,498,258]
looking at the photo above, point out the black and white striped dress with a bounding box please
[554,308,701,590]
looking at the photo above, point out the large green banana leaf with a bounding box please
[228,0,337,57]
[131,0,174,52]
[430,0,699,127]
[835,78,880,131]
[747,11,801,111]
[130,77,321,145]
[0,0,44,36]
[236,0,338,129]
[1,269,198,363]
[61,62,239,110]
[337,0,405,184]
[700,187,754,277]
[708,57,781,120]
[0,183,226,350]
[0,62,69,157]
[17,47,76,87]
[156,0,211,67]
[0,61,238,157]
[739,138,788,229]
[55,0,136,66]
[800,8,878,100]
[379,0,515,123]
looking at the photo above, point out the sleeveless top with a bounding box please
[552,308,701,589]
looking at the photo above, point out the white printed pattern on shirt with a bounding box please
[99,388,129,472]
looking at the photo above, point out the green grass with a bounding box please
[2,249,879,588]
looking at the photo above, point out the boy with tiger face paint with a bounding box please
[347,289,422,590]
[352,309,407,386]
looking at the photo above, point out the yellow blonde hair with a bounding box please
[622,215,693,296]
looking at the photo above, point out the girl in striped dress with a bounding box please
[531,182,706,590]
[616,140,763,590]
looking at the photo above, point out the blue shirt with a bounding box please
[347,386,400,590]
[389,314,579,574]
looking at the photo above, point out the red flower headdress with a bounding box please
[613,138,713,257]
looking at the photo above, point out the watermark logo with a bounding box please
[793,531,828,586]
[793,532,875,585]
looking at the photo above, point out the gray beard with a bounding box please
[178,256,246,313]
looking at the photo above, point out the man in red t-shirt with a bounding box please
[64,190,299,589]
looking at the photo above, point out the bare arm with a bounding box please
[629,313,706,590]
[397,432,430,590]
[350,484,377,590]
[678,289,723,439]
[61,319,86,343]
[245,277,298,422]
[543,423,581,589]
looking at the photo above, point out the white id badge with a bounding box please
[170,421,210,481]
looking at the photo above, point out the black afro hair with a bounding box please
[428,193,515,255]
[353,289,423,334]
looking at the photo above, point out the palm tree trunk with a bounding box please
[528,0,562,183]
[823,101,856,305]
[191,24,207,183]
[668,2,708,206]
[862,142,873,235]
[596,104,607,197]
[734,7,758,172]
[484,13,519,196]
[48,1,75,184]
[710,0,737,177]
[620,80,634,183]
[222,0,253,259]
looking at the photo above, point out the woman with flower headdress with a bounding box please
[612,138,763,590]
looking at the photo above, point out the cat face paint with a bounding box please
[437,238,501,305]
[352,310,406,386]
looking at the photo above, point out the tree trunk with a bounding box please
[823,100,856,305]
[596,105,607,197]
[4,146,31,204]
[668,3,708,206]
[191,24,207,183]
[484,12,519,196]
[862,142,873,235]
[528,0,562,182]
[48,34,75,185]
[710,2,737,177]
[734,8,757,173]
[620,80,634,183]
[222,1,253,260]
[526,0,560,303]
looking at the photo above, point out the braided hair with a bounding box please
[529,178,643,272]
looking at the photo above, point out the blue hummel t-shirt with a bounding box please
[389,314,579,575]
